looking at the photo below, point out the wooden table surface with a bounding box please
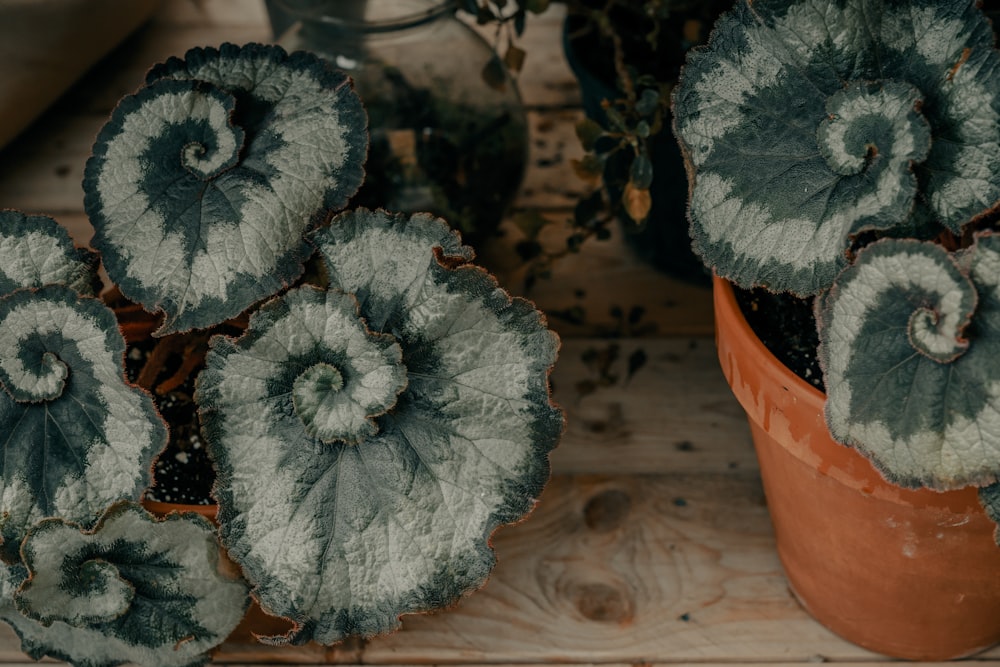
[0,1,996,665]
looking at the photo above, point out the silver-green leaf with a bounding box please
[84,43,367,335]
[0,286,166,562]
[980,482,1000,545]
[819,235,1000,489]
[673,0,1000,295]
[0,210,97,297]
[198,209,563,645]
[5,502,248,667]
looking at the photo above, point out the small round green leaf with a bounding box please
[0,287,166,562]
[84,43,367,335]
[629,153,655,190]
[673,0,1000,295]
[198,209,563,645]
[819,235,1000,489]
[635,88,661,118]
[7,502,248,667]
[575,118,604,151]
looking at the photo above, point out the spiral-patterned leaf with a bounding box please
[84,43,367,335]
[0,286,166,562]
[197,209,564,645]
[1,502,248,667]
[0,210,97,297]
[819,235,1000,489]
[673,0,1000,295]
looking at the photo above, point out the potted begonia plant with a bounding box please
[0,42,563,666]
[672,0,1000,660]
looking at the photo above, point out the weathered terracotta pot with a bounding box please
[713,275,1000,660]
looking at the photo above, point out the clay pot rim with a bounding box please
[712,274,826,404]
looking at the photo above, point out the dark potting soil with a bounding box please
[732,286,825,391]
[125,337,215,505]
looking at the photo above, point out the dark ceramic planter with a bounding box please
[561,18,708,285]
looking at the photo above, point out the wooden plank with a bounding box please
[549,338,756,475]
[30,216,716,344]
[0,114,102,214]
[516,110,590,211]
[482,214,715,339]
[0,474,895,664]
[359,473,882,664]
[56,24,273,116]
[47,213,716,343]
[214,636,364,664]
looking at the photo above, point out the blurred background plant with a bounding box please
[266,0,531,247]
[468,0,728,286]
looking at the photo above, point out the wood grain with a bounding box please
[549,339,756,475]
[205,473,891,664]
[359,473,878,664]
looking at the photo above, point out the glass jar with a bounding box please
[267,0,529,247]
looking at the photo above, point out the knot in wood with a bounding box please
[572,582,634,624]
[583,489,631,532]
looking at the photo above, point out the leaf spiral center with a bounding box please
[69,558,134,622]
[1,339,71,404]
[818,81,930,176]
[293,362,348,436]
[909,304,970,362]
[26,351,69,402]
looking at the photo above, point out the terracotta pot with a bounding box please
[713,275,1000,660]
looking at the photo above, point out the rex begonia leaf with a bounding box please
[818,234,1000,489]
[0,210,97,296]
[84,43,367,335]
[0,286,166,562]
[673,0,1000,295]
[197,209,564,645]
[2,502,248,667]
[979,482,1000,544]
